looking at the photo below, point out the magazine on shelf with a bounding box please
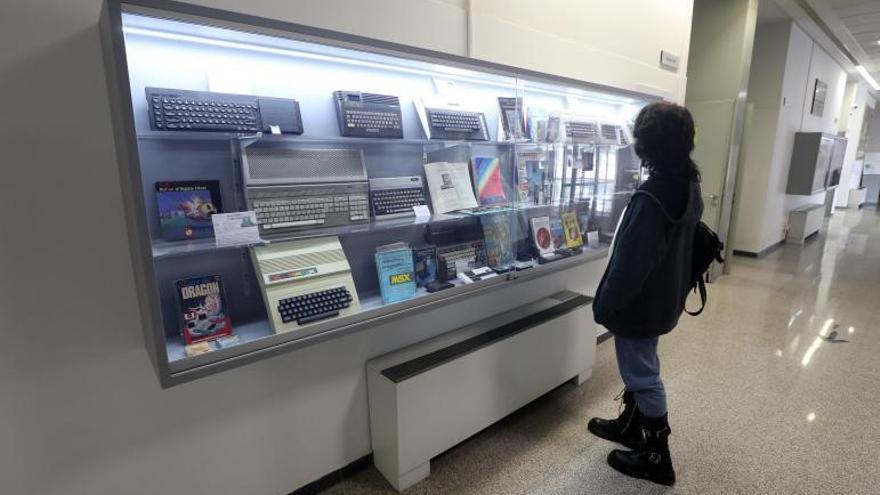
[423,161,479,214]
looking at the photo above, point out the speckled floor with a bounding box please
[321,207,880,495]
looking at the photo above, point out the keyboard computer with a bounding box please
[425,108,490,141]
[250,183,370,232]
[145,87,303,134]
[240,147,370,236]
[369,176,429,219]
[437,240,488,280]
[334,91,403,138]
[251,237,361,333]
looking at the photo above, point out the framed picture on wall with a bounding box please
[811,79,827,117]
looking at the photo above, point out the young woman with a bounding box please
[589,102,703,486]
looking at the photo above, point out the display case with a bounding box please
[786,132,847,195]
[100,0,655,387]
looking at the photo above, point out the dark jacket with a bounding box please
[592,175,703,338]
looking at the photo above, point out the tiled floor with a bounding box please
[322,207,880,494]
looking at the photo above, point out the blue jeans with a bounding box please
[614,335,667,418]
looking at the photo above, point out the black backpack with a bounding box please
[686,221,725,316]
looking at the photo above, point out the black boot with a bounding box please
[607,413,675,486]
[587,390,644,450]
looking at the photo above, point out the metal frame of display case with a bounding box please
[100,0,655,387]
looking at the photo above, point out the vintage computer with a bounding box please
[251,237,360,333]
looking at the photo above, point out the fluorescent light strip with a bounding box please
[123,26,499,82]
[855,65,880,91]
[122,25,637,107]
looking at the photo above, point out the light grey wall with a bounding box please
[866,110,880,153]
[0,0,676,493]
[733,20,849,253]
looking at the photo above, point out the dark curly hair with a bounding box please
[632,102,701,181]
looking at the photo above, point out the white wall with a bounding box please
[0,1,693,494]
[469,0,695,102]
[734,21,791,253]
[734,21,848,253]
[834,82,876,206]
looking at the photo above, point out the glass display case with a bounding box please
[100,0,655,386]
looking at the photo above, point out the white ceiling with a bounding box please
[825,0,880,75]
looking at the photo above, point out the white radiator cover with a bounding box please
[366,291,595,491]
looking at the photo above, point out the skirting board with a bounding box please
[732,240,785,258]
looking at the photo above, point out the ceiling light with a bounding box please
[855,65,880,91]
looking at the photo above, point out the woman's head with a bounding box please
[632,102,700,180]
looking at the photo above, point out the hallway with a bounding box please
[323,207,880,494]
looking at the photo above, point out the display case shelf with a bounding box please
[138,130,520,148]
[165,245,609,373]
[151,201,600,260]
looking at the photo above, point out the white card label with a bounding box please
[269,125,281,135]
[455,259,471,274]
[412,204,431,223]
[587,230,600,247]
[212,211,261,247]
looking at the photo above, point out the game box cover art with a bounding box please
[156,181,222,240]
[175,274,234,345]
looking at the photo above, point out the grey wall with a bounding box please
[0,1,616,494]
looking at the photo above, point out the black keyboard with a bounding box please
[146,87,303,134]
[369,177,428,219]
[334,91,403,138]
[277,286,353,325]
[426,108,489,141]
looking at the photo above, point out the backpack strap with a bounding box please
[685,277,708,316]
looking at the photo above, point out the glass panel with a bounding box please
[512,76,649,272]
[116,5,654,375]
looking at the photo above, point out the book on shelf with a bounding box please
[480,214,514,269]
[156,180,222,241]
[375,243,417,304]
[175,274,234,345]
[561,211,584,249]
[530,216,554,256]
[412,244,437,287]
[472,156,508,206]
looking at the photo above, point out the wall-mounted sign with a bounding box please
[660,51,680,72]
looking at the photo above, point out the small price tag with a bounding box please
[269,125,281,135]
[586,230,600,247]
[455,259,471,274]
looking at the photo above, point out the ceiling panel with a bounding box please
[826,0,880,75]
